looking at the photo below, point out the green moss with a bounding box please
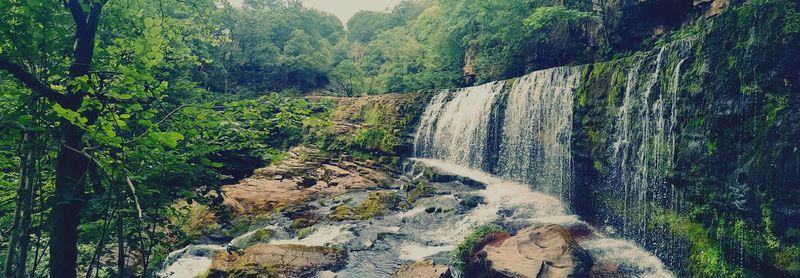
[253,229,273,242]
[289,218,316,230]
[774,246,800,273]
[655,213,747,277]
[452,224,505,271]
[296,227,314,239]
[593,160,605,172]
[353,127,400,154]
[405,180,434,203]
[361,106,382,126]
[327,191,403,221]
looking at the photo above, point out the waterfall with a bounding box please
[413,81,505,169]
[414,66,581,202]
[497,66,580,201]
[607,40,694,241]
[413,39,695,273]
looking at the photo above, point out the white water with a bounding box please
[160,41,694,277]
[413,81,505,169]
[498,66,580,200]
[412,158,673,277]
[157,244,224,278]
[415,66,580,203]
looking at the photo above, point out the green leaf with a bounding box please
[17,115,32,125]
[151,131,184,149]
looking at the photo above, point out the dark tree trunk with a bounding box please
[48,1,106,276]
[3,132,33,277]
[16,132,38,278]
[50,124,89,278]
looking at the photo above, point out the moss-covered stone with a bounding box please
[327,191,405,221]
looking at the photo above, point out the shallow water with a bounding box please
[159,159,673,278]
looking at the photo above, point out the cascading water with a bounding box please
[159,40,696,278]
[497,66,580,200]
[607,40,694,245]
[413,82,504,169]
[415,66,580,202]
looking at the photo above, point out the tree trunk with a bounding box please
[116,189,125,278]
[50,124,89,278]
[3,132,33,277]
[49,1,106,275]
[16,131,38,278]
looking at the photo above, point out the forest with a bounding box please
[1,0,798,277]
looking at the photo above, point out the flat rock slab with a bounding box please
[223,146,390,215]
[208,244,346,277]
[476,224,593,278]
[394,261,452,278]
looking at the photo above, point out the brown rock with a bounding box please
[473,224,593,278]
[207,244,346,277]
[394,261,452,278]
[707,0,730,17]
[222,146,390,215]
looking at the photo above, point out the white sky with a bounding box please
[227,0,404,24]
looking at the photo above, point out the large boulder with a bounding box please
[393,261,452,278]
[207,244,346,277]
[471,224,593,278]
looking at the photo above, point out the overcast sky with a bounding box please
[227,0,404,24]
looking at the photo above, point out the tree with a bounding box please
[347,11,400,43]
[1,0,107,274]
[331,60,365,96]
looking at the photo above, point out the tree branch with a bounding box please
[0,57,67,105]
[63,0,87,32]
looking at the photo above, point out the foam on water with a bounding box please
[399,243,453,261]
[583,238,675,277]
[411,158,674,277]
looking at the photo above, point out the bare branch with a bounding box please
[125,177,143,220]
[0,56,68,105]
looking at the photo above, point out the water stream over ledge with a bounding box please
[159,158,673,277]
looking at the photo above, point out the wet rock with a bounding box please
[425,207,441,214]
[591,261,625,278]
[222,146,390,216]
[392,143,414,156]
[456,176,486,189]
[327,191,404,221]
[393,261,452,278]
[207,244,346,277]
[289,217,318,230]
[470,224,593,278]
[283,204,319,219]
[458,195,485,210]
[496,208,514,218]
[298,177,317,187]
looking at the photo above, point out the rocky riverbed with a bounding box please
[159,147,674,277]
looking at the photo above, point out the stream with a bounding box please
[159,158,674,277]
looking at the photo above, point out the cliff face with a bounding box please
[572,1,799,276]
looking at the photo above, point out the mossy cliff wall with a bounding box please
[573,0,799,276]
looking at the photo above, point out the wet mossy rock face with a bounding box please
[571,0,800,276]
[320,92,433,160]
